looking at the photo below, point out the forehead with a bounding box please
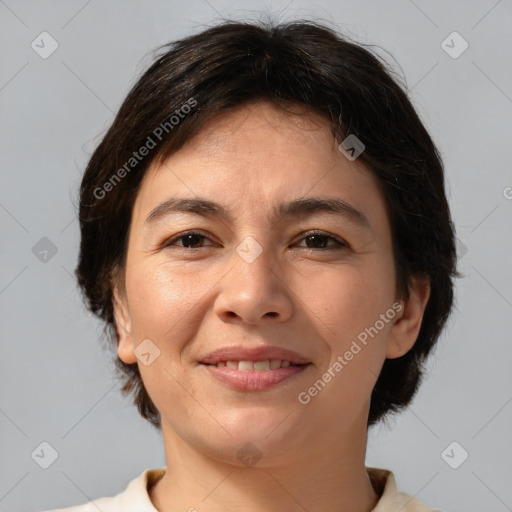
[131,101,387,234]
[183,100,335,156]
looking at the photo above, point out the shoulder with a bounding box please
[368,467,442,512]
[43,467,166,512]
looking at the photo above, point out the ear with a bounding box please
[386,275,431,359]
[112,281,137,364]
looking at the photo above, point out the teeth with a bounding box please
[215,359,295,370]
[238,360,254,371]
[270,359,281,369]
[254,360,270,371]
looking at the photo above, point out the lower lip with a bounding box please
[201,364,310,391]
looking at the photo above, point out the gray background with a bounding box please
[1,1,511,511]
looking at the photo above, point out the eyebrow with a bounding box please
[145,196,372,231]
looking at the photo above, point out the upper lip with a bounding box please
[200,346,311,365]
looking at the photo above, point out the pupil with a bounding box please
[184,234,202,248]
[307,235,326,248]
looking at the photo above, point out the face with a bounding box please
[113,101,428,465]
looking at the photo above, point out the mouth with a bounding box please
[204,359,303,370]
[199,346,312,391]
[200,345,310,366]
[201,362,311,391]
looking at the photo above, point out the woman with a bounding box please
[50,18,458,512]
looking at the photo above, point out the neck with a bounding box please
[150,419,379,512]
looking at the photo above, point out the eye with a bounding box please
[294,231,348,250]
[162,230,215,249]
[161,230,348,251]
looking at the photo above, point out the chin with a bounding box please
[199,408,308,465]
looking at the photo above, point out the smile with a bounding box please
[209,359,298,370]
[201,360,311,391]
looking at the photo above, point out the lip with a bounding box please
[200,346,311,365]
[202,363,311,391]
[199,345,312,392]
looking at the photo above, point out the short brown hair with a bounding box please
[75,19,460,429]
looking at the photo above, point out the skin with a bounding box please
[113,100,430,512]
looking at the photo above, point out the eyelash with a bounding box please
[161,230,348,251]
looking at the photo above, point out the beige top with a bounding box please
[45,467,440,511]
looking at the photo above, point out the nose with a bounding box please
[213,242,294,325]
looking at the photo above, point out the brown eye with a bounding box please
[163,231,214,249]
[296,231,347,250]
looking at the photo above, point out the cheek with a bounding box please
[307,270,395,415]
[124,262,209,418]
[125,260,209,345]
[308,261,394,337]
[305,257,396,395]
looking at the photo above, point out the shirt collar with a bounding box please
[125,466,436,511]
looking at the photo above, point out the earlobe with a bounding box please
[386,276,431,359]
[112,284,137,364]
